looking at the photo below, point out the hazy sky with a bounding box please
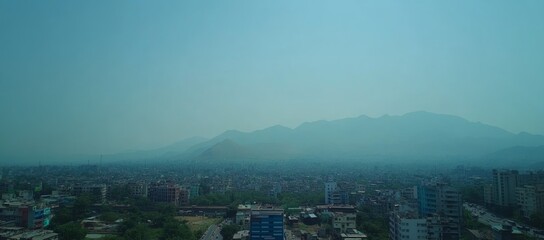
[1,0,543,159]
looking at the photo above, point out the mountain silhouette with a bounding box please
[178,111,544,164]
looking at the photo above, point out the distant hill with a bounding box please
[177,111,544,164]
[103,136,208,162]
[484,145,544,168]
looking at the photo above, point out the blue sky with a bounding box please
[1,0,543,158]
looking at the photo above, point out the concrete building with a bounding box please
[236,204,252,229]
[249,207,284,240]
[340,229,367,240]
[400,187,418,200]
[325,182,349,205]
[492,170,519,207]
[127,182,147,198]
[491,224,523,240]
[0,202,52,229]
[148,182,185,207]
[233,230,249,240]
[0,229,58,240]
[325,182,337,205]
[179,188,189,206]
[418,183,462,240]
[332,212,357,234]
[389,210,427,240]
[516,185,544,218]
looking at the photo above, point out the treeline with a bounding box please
[50,196,196,240]
[190,190,323,209]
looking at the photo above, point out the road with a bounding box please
[463,202,544,239]
[200,220,227,240]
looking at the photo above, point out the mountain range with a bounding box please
[103,111,544,168]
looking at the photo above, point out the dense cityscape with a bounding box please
[1,162,543,240]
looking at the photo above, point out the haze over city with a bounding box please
[1,0,544,161]
[3,2,544,240]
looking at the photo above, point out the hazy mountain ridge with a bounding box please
[102,136,209,162]
[484,145,544,168]
[179,111,544,165]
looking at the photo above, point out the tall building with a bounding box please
[249,207,284,240]
[418,183,462,240]
[516,185,544,218]
[492,169,519,207]
[325,182,337,204]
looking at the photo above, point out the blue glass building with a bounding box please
[250,209,284,240]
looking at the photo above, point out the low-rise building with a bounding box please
[148,182,183,207]
[236,204,252,229]
[340,229,367,240]
[0,227,57,240]
[332,212,356,234]
[127,182,148,198]
[0,201,52,229]
[491,224,523,240]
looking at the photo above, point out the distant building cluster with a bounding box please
[147,181,189,207]
[484,169,544,218]
[0,191,58,239]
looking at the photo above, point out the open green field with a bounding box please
[176,216,222,232]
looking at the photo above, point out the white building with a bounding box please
[516,185,544,218]
[325,182,337,204]
[389,207,427,240]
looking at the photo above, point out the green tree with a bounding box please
[461,186,484,204]
[123,224,151,240]
[530,213,544,228]
[161,221,195,240]
[107,184,131,202]
[55,222,87,240]
[73,195,91,218]
[99,212,121,224]
[50,207,75,227]
[220,224,241,240]
[356,208,389,240]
